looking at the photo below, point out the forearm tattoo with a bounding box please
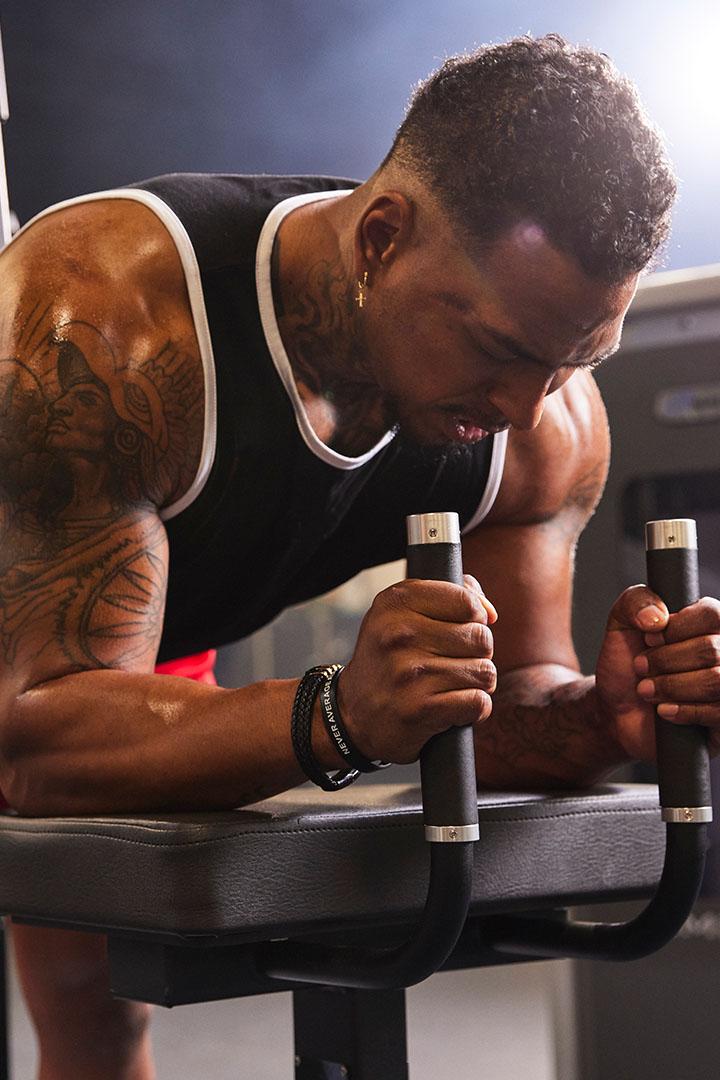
[0,302,201,679]
[476,665,622,787]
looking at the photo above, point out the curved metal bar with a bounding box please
[260,843,474,989]
[471,517,711,963]
[481,820,707,961]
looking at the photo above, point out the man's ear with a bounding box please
[354,192,415,276]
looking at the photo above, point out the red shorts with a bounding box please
[154,649,218,685]
[0,650,217,810]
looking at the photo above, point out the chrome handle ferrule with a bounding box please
[661,806,713,824]
[406,512,460,547]
[645,519,698,552]
[424,824,480,843]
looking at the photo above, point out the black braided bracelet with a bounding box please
[319,666,390,774]
[291,665,360,792]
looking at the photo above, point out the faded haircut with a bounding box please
[387,34,677,282]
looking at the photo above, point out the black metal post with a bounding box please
[293,986,409,1080]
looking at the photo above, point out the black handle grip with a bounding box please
[475,517,711,963]
[406,514,479,835]
[645,522,712,812]
[259,513,478,988]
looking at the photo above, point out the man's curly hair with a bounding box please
[388,34,677,282]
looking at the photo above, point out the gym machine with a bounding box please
[0,513,709,1079]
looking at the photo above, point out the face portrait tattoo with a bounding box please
[44,323,171,517]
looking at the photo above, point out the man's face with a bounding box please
[359,219,638,445]
[46,380,116,456]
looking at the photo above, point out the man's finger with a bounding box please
[652,702,720,727]
[463,574,498,624]
[389,579,490,624]
[605,584,669,633]
[658,597,720,645]
[635,635,720,677]
[637,667,720,705]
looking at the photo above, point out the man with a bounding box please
[1,31,718,1080]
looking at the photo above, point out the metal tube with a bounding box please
[407,512,480,843]
[259,511,477,988]
[481,518,710,961]
[645,519,712,817]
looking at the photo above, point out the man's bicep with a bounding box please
[0,199,215,693]
[0,508,169,693]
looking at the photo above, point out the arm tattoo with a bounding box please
[0,301,200,680]
[274,247,392,456]
[0,514,167,674]
[475,665,623,788]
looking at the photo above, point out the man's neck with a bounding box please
[272,194,390,457]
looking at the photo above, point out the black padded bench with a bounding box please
[0,782,666,1078]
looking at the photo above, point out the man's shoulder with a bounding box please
[485,372,610,527]
[4,174,360,284]
[2,194,182,299]
[0,194,206,514]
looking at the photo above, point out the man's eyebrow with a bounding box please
[479,324,621,369]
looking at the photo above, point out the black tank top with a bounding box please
[126,174,501,662]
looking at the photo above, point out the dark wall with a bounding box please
[1,0,717,269]
[0,0,395,221]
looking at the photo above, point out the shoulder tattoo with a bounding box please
[0,302,201,677]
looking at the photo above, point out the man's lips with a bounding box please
[438,406,508,437]
[435,409,506,444]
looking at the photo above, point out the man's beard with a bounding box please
[387,400,478,467]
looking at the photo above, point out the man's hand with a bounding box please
[338,575,497,764]
[595,585,720,760]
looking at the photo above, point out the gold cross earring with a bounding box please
[355,271,369,309]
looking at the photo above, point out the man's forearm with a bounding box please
[1,669,344,815]
[474,664,629,789]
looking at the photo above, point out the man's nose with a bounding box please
[52,394,72,416]
[487,371,552,432]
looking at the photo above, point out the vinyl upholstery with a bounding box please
[0,783,664,942]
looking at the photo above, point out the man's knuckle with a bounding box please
[381,582,411,610]
[703,636,720,666]
[397,659,427,687]
[707,667,720,695]
[472,623,493,656]
[378,620,415,652]
[460,587,484,622]
[474,658,497,690]
[700,597,720,625]
[470,688,492,720]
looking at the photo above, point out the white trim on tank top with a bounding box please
[257,188,507,524]
[461,428,508,534]
[255,188,398,470]
[9,184,506,529]
[6,188,218,522]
